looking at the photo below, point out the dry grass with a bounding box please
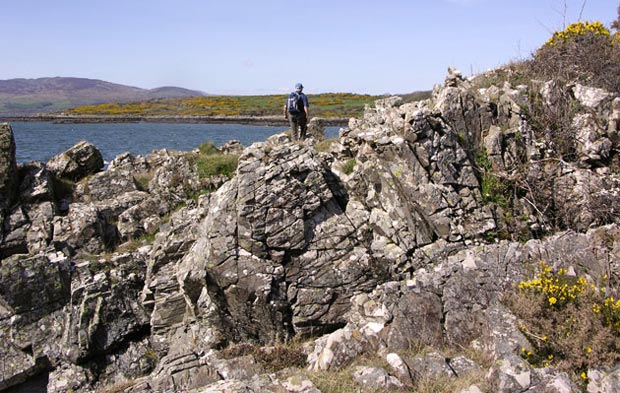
[220,341,307,373]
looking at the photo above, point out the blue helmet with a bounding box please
[295,83,303,91]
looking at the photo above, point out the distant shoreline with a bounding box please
[0,115,350,127]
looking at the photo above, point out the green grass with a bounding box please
[193,141,239,179]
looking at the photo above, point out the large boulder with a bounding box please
[46,140,104,181]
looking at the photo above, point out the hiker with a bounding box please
[284,83,309,141]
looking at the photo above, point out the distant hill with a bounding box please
[0,77,205,115]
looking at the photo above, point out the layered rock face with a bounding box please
[2,70,620,392]
[0,123,17,232]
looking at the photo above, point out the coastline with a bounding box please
[0,115,350,127]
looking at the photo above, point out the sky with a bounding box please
[2,0,619,95]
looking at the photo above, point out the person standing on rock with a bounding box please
[284,83,309,141]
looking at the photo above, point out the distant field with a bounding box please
[63,93,383,118]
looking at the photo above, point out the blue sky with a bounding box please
[3,0,618,95]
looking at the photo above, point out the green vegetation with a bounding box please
[63,93,381,118]
[342,158,357,175]
[508,262,620,384]
[192,141,239,179]
[475,149,510,208]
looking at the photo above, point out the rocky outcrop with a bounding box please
[2,68,620,392]
[175,134,381,343]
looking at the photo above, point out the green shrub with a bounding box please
[475,149,510,207]
[198,141,220,155]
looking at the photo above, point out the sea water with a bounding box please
[9,122,342,163]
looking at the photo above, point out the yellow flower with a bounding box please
[581,371,588,380]
[587,347,592,353]
[548,354,554,360]
[548,297,558,306]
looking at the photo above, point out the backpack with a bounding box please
[286,92,303,114]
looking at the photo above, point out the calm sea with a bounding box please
[9,122,342,163]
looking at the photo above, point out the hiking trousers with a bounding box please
[288,113,307,141]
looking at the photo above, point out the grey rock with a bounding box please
[0,123,17,216]
[52,202,110,255]
[177,139,380,343]
[75,166,139,202]
[0,252,71,390]
[449,356,483,377]
[96,338,158,385]
[17,162,55,204]
[117,195,168,240]
[530,368,580,393]
[0,253,71,321]
[46,140,104,181]
[47,363,92,393]
[486,354,532,392]
[221,140,244,155]
[306,118,326,141]
[386,352,415,387]
[351,366,404,390]
[587,366,620,393]
[407,351,455,380]
[148,352,222,392]
[185,374,320,393]
[574,113,613,165]
[307,327,370,371]
[572,83,612,109]
[146,149,202,201]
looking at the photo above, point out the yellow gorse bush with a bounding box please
[602,296,620,332]
[517,262,589,308]
[544,21,611,48]
[517,262,620,332]
[512,261,620,380]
